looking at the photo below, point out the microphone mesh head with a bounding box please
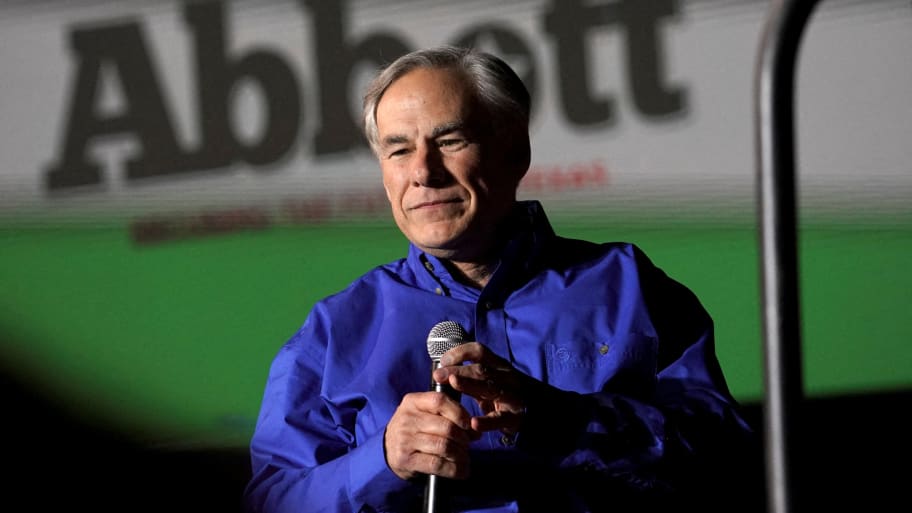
[426,321,467,359]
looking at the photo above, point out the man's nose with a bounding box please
[411,143,447,186]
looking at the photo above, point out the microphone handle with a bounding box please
[424,473,445,513]
[431,360,461,401]
[424,360,456,513]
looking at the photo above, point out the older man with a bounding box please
[244,45,759,513]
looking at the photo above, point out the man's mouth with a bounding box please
[411,198,461,210]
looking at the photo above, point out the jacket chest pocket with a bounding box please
[545,331,657,395]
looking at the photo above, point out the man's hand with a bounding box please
[433,342,527,435]
[384,391,476,481]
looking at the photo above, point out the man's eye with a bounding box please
[439,138,467,149]
[387,148,409,158]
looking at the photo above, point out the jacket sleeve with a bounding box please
[243,306,420,513]
[514,245,763,510]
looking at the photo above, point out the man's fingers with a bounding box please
[386,419,472,479]
[384,391,474,480]
[412,390,473,429]
[470,410,523,434]
[403,450,471,479]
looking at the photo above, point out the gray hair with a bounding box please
[361,45,531,155]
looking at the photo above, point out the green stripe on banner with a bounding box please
[1,221,910,448]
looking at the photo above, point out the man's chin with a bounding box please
[413,241,459,259]
[407,226,462,252]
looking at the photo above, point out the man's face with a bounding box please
[375,67,523,261]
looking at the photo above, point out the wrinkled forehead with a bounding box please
[376,67,484,131]
[380,67,472,106]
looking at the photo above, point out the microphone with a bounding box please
[423,320,467,513]
[426,320,467,399]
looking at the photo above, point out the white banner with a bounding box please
[0,0,909,229]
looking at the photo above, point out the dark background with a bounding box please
[4,369,908,512]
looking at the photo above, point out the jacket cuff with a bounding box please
[349,429,420,510]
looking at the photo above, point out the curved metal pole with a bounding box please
[754,1,821,513]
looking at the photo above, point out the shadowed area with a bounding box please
[2,366,907,512]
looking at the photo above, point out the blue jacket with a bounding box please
[245,201,757,513]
